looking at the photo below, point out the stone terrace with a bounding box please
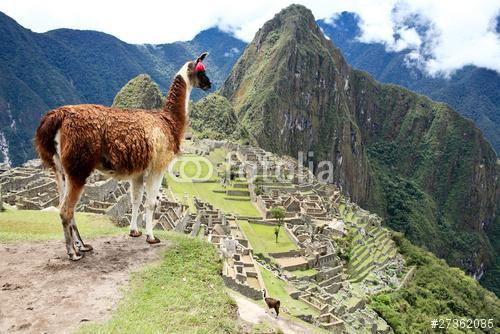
[0,160,189,230]
[193,197,264,300]
[228,144,404,333]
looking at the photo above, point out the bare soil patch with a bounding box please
[0,235,167,333]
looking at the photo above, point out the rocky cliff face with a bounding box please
[220,5,373,205]
[220,4,498,277]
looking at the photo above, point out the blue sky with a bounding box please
[0,0,499,76]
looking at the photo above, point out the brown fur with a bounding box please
[33,54,210,260]
[159,74,187,155]
[35,75,188,184]
[263,289,280,316]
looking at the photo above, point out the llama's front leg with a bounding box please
[144,172,163,244]
[129,174,144,237]
[62,218,82,261]
[71,219,93,252]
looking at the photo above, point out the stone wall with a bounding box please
[316,253,336,267]
[174,214,191,233]
[105,194,131,219]
[222,275,262,300]
[268,249,305,258]
[83,178,119,202]
[189,216,202,237]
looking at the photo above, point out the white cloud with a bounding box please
[0,0,499,76]
[323,0,500,76]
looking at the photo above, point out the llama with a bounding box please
[35,52,211,261]
[262,289,280,317]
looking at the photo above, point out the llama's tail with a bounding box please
[34,108,66,169]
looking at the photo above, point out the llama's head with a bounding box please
[180,52,211,91]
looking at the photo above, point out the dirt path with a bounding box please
[0,235,168,334]
[228,291,315,334]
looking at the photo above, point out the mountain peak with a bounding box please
[112,74,164,110]
[275,4,315,21]
[220,3,361,197]
[220,4,349,111]
[255,4,321,44]
[192,27,240,44]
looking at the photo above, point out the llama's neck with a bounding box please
[163,73,191,117]
[176,63,192,114]
[162,69,191,154]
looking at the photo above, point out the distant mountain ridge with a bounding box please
[0,11,245,165]
[1,9,498,164]
[317,12,500,154]
[1,10,498,165]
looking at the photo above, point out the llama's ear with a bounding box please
[196,52,209,64]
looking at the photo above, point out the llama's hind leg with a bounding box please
[60,178,86,260]
[53,154,66,208]
[144,172,163,244]
[129,174,144,237]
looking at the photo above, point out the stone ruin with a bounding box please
[283,202,405,333]
[256,191,333,220]
[0,159,189,230]
[192,197,264,300]
[177,142,404,333]
[221,144,404,333]
[1,141,408,334]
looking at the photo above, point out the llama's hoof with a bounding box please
[68,252,84,261]
[129,230,142,238]
[79,243,93,252]
[146,236,161,244]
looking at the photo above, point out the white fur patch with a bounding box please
[54,129,61,156]
[176,62,193,115]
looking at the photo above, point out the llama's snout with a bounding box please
[200,75,211,91]
[202,83,211,91]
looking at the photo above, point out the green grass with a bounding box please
[170,154,217,180]
[165,155,261,218]
[207,148,229,164]
[338,203,345,214]
[0,208,123,242]
[260,267,318,317]
[371,233,500,333]
[238,221,296,255]
[79,232,239,334]
[287,268,318,277]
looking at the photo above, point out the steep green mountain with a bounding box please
[0,11,245,165]
[112,74,164,109]
[189,94,240,140]
[219,4,498,288]
[111,77,245,141]
[318,12,500,154]
[372,233,500,333]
